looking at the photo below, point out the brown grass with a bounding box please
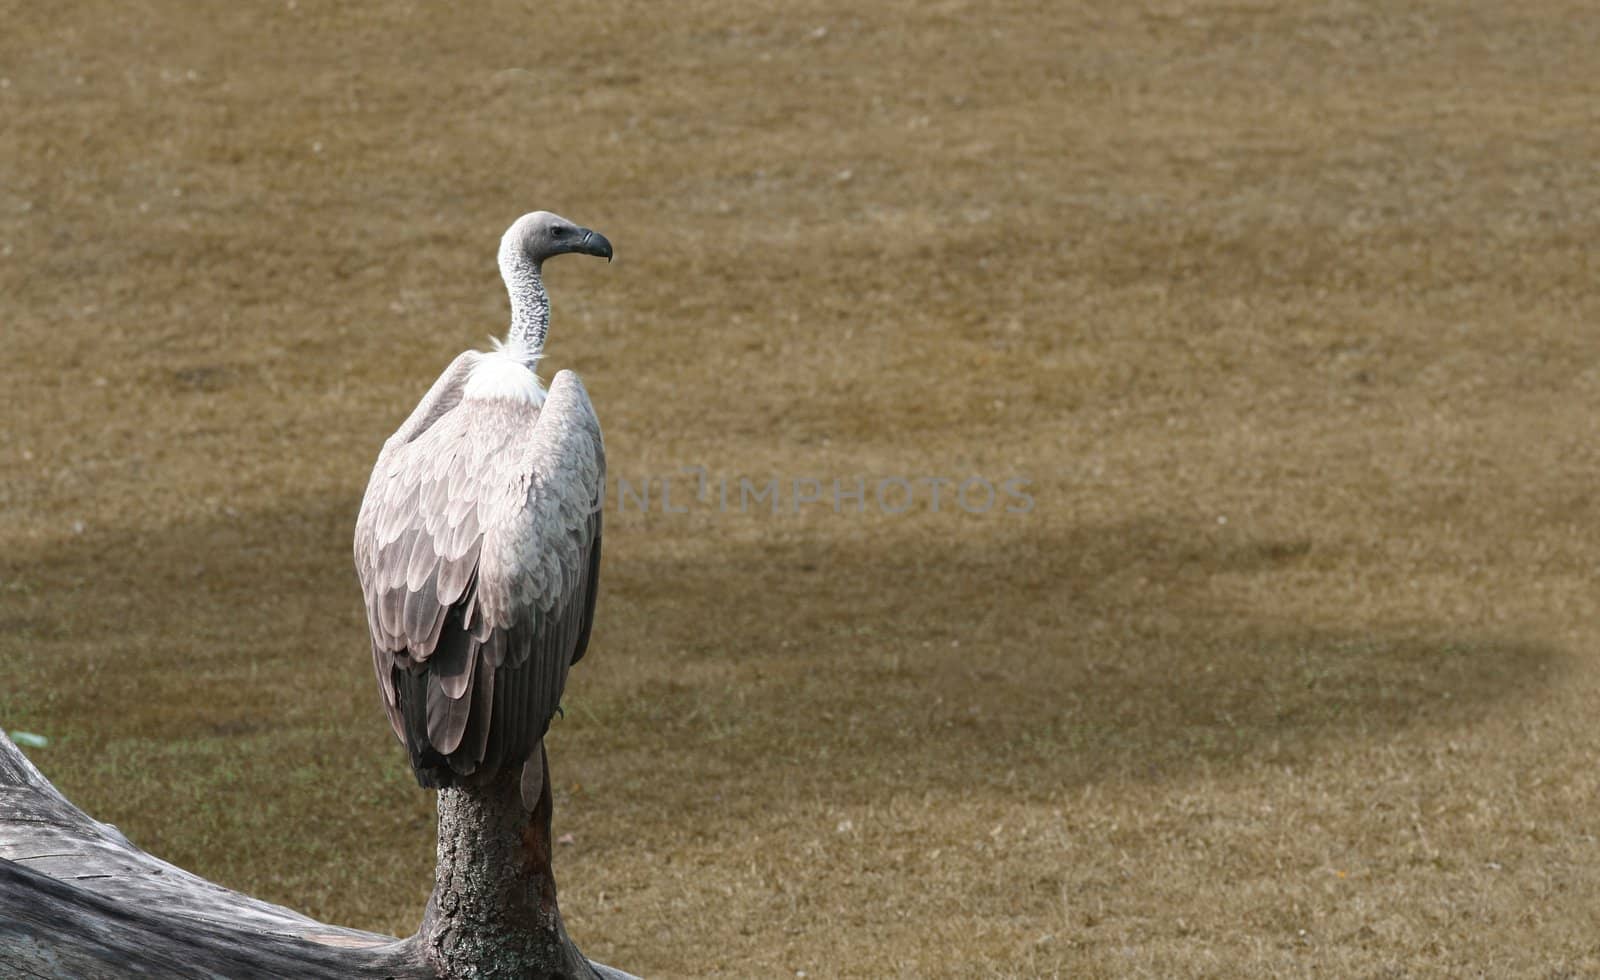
[3,1,1600,976]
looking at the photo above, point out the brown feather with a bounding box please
[435,541,480,607]
[426,671,471,756]
[519,752,543,811]
[402,577,443,651]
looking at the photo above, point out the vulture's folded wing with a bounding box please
[353,365,604,788]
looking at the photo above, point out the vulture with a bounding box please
[353,211,612,807]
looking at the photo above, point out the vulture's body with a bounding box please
[353,212,611,803]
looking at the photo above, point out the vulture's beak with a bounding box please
[577,229,613,262]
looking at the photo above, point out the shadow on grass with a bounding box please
[0,496,1564,809]
[589,515,1563,808]
[0,494,371,740]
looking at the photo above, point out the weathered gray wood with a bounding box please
[0,859,421,980]
[0,729,639,979]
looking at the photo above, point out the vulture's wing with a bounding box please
[353,350,482,738]
[354,365,604,795]
[366,350,482,465]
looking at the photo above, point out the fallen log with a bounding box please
[0,729,636,979]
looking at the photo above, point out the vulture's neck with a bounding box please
[500,255,549,363]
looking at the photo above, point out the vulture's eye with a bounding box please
[552,226,568,238]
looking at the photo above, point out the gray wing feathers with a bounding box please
[384,351,481,454]
[426,625,476,753]
[354,365,605,784]
[478,371,604,632]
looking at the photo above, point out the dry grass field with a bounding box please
[3,1,1599,976]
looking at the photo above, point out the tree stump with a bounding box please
[0,729,636,980]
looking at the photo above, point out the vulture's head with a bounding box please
[500,211,614,270]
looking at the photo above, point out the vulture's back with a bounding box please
[354,359,604,790]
